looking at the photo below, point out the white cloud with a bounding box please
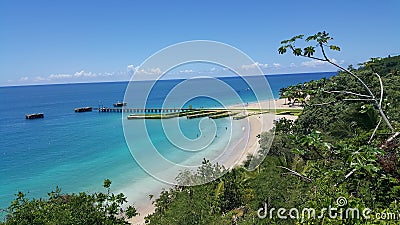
[128,64,164,76]
[127,64,135,70]
[301,58,344,68]
[48,74,72,79]
[10,69,134,85]
[135,67,162,75]
[127,64,138,74]
[179,69,194,73]
[74,70,96,77]
[241,62,269,70]
[301,60,326,67]
[34,76,47,81]
[74,70,84,77]
[100,72,113,77]
[273,63,281,68]
[19,76,29,81]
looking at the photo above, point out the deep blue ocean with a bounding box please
[0,72,335,215]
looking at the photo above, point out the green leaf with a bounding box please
[295,34,304,39]
[287,34,304,43]
[304,46,315,57]
[305,34,317,42]
[281,39,290,44]
[278,46,287,54]
[292,148,306,155]
[103,179,112,188]
[214,181,225,197]
[125,205,138,218]
[293,48,302,56]
[315,31,332,44]
[329,45,341,51]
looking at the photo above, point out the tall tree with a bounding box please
[278,31,394,132]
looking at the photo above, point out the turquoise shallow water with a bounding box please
[0,72,335,215]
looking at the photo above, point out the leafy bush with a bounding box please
[1,179,137,225]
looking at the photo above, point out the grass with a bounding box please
[210,112,239,119]
[232,108,303,120]
[274,108,303,116]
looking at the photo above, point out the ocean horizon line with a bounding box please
[0,71,337,88]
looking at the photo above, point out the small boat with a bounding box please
[113,102,127,107]
[74,107,93,113]
[26,113,44,119]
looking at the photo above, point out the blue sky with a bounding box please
[1,0,399,86]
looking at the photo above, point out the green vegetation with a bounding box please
[232,109,302,120]
[279,31,394,132]
[144,35,400,224]
[0,180,137,225]
[2,32,399,224]
[274,108,302,116]
[209,111,238,119]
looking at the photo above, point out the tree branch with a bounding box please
[368,118,382,144]
[300,49,376,102]
[307,55,327,61]
[343,98,375,102]
[323,90,372,98]
[327,60,394,131]
[277,166,313,182]
[320,43,329,61]
[289,45,328,62]
[334,168,356,187]
[282,33,394,131]
[379,132,400,150]
[375,72,384,108]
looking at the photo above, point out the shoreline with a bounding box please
[127,98,301,224]
[226,98,301,166]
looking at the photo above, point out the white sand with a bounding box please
[128,198,156,224]
[230,98,302,110]
[226,98,300,166]
[128,98,300,224]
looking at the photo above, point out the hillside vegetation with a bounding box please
[145,55,400,224]
[1,54,399,224]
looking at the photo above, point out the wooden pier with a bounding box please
[95,107,194,113]
[74,106,237,120]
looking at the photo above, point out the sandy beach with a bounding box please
[128,98,300,224]
[227,98,300,166]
